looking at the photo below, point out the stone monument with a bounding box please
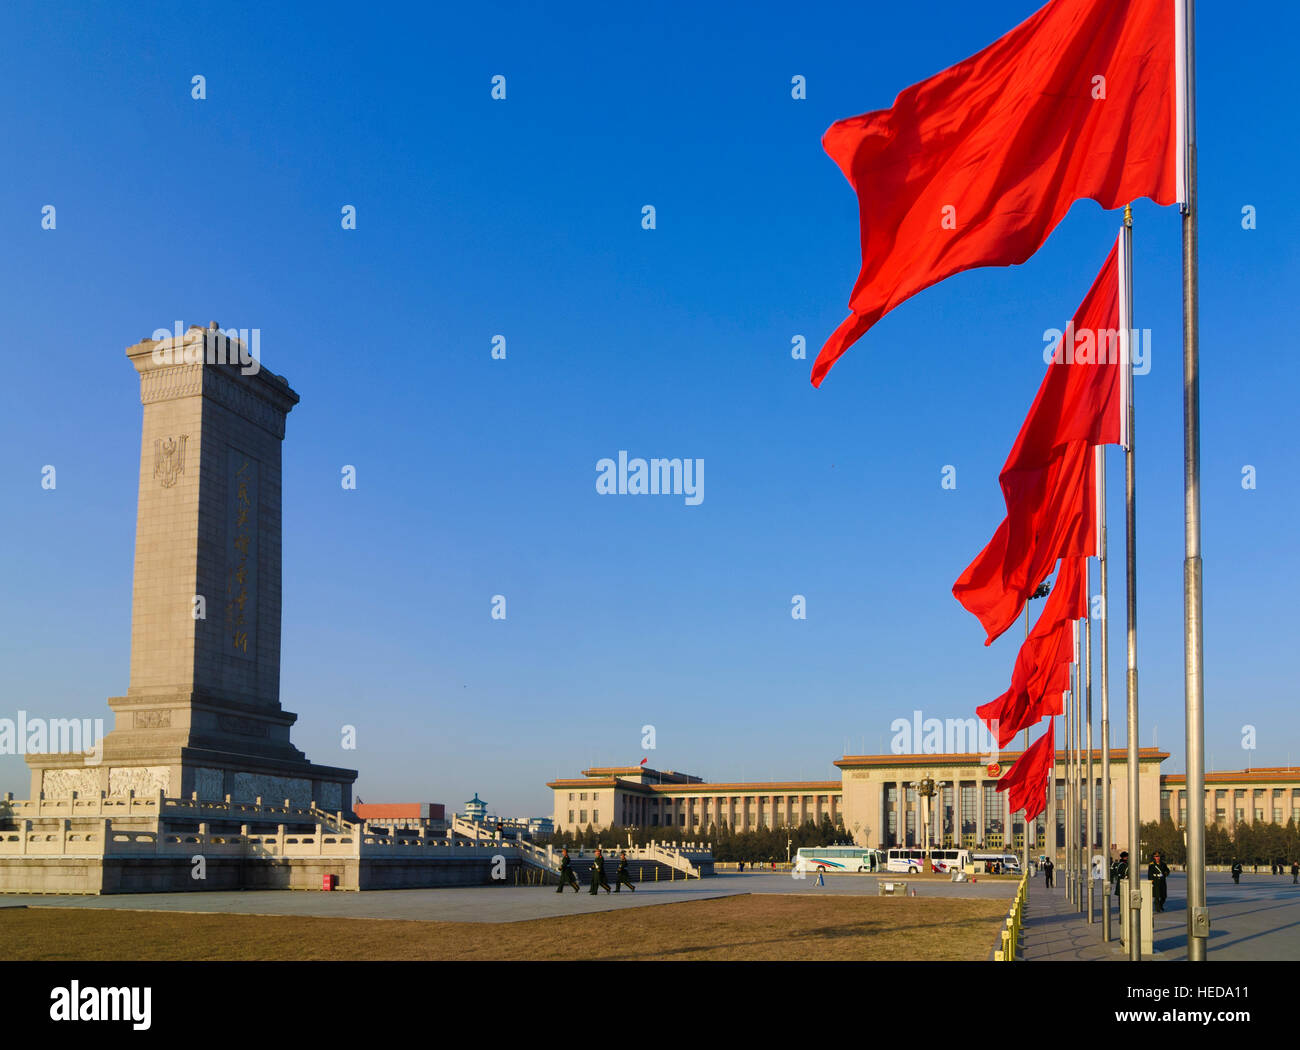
[26,323,356,811]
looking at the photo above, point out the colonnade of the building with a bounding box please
[879,775,1111,853]
[616,790,838,832]
[1166,784,1300,827]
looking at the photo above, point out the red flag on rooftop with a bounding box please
[812,0,1176,386]
[997,717,1056,822]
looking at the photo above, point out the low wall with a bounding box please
[0,857,104,894]
[0,854,525,894]
[358,857,520,890]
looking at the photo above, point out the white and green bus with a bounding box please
[794,846,884,874]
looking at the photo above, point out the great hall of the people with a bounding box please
[548,753,1300,854]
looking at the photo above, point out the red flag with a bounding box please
[954,439,1096,644]
[953,237,1121,643]
[812,0,1176,386]
[997,717,1056,821]
[977,556,1085,746]
[977,638,1070,749]
[1001,238,1124,493]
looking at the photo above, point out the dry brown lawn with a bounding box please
[0,894,1003,961]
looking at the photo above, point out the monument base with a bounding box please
[27,749,356,813]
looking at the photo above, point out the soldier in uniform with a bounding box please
[614,851,636,892]
[589,847,612,894]
[1111,851,1129,898]
[1147,850,1170,913]
[1231,858,1243,885]
[1042,855,1054,888]
[556,848,581,893]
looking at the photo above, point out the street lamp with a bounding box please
[911,777,944,861]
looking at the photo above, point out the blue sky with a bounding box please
[1,0,1296,816]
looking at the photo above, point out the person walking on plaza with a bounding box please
[589,848,611,895]
[1291,860,1298,885]
[614,851,636,892]
[1042,855,1054,888]
[816,867,825,887]
[1111,851,1129,899]
[1231,859,1243,885]
[1148,850,1170,913]
[556,848,581,893]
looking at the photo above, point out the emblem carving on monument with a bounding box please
[154,434,188,488]
[133,710,172,729]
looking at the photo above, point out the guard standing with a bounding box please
[1111,851,1129,899]
[1231,859,1243,885]
[556,848,581,893]
[1042,855,1055,888]
[1148,850,1170,913]
[589,847,612,895]
[1292,860,1298,885]
[614,851,636,892]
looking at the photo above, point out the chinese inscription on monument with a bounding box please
[225,448,259,659]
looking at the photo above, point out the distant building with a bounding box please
[547,765,840,837]
[353,802,446,836]
[547,749,1208,858]
[461,793,488,823]
[1162,767,1300,828]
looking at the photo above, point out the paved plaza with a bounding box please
[9,870,1293,959]
[0,871,1017,924]
[1022,871,1300,961]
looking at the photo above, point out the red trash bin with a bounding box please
[322,873,337,891]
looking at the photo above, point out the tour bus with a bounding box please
[971,852,1022,874]
[928,847,971,874]
[794,846,884,874]
[885,847,971,873]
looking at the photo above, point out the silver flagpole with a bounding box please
[1074,622,1084,911]
[1064,665,1071,903]
[1068,638,1075,907]
[1180,0,1209,963]
[1062,670,1069,901]
[1024,604,1032,883]
[1085,559,1095,923]
[1123,207,1141,960]
[1099,442,1113,941]
[1070,633,1080,908]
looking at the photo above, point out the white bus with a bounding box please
[885,847,970,873]
[794,847,883,874]
[885,847,928,873]
[929,848,971,874]
[971,852,1022,874]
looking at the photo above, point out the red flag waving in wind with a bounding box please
[977,555,1086,747]
[812,0,1176,386]
[954,438,1096,645]
[953,237,1123,644]
[997,718,1056,821]
[1002,237,1124,484]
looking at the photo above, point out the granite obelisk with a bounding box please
[27,323,356,810]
